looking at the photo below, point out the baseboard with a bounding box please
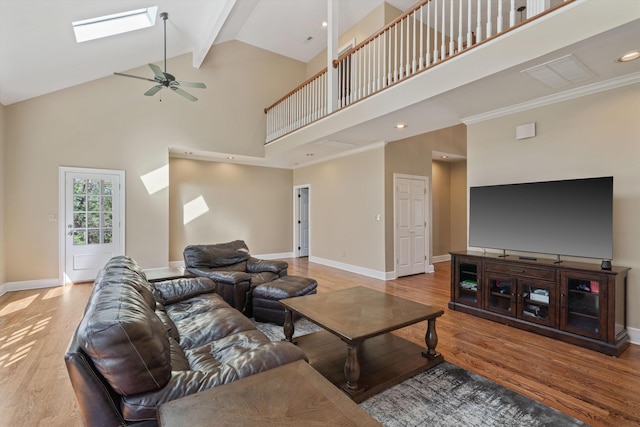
[169,260,185,268]
[253,252,295,260]
[309,256,388,280]
[628,326,640,346]
[432,254,451,263]
[1,278,59,294]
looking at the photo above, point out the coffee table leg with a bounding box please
[344,343,361,390]
[421,317,441,360]
[283,309,295,343]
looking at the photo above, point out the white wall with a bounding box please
[467,83,640,330]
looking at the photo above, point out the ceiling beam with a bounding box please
[192,0,237,68]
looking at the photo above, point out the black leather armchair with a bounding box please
[183,240,288,314]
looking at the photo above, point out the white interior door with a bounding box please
[295,186,310,257]
[395,176,428,277]
[298,188,309,257]
[60,168,125,283]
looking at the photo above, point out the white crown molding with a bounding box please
[462,72,640,125]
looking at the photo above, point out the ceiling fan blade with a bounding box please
[144,85,163,96]
[177,81,207,89]
[114,72,156,83]
[148,63,166,81]
[171,87,198,102]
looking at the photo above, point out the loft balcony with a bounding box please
[263,0,640,165]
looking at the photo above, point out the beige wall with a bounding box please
[168,158,293,261]
[2,41,305,282]
[293,148,386,273]
[450,160,467,252]
[384,124,467,270]
[0,103,5,284]
[432,161,451,256]
[467,83,640,330]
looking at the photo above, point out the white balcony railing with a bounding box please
[265,0,570,144]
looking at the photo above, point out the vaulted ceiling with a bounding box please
[0,0,416,106]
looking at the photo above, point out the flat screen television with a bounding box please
[469,177,613,260]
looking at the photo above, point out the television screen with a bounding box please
[469,177,613,260]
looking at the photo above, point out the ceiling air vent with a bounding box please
[521,54,595,89]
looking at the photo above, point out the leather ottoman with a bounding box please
[252,276,318,325]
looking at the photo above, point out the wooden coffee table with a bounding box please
[280,286,444,402]
[157,360,381,426]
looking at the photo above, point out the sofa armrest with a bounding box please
[246,257,288,275]
[186,268,251,285]
[153,277,217,304]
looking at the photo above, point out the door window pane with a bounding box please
[70,178,115,245]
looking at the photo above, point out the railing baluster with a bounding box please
[487,0,493,38]
[434,0,439,62]
[467,0,473,46]
[476,0,483,42]
[419,5,424,70]
[449,0,454,57]
[426,1,431,66]
[510,0,516,27]
[458,0,463,52]
[441,0,446,60]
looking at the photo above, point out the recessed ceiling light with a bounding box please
[72,6,158,43]
[441,155,448,159]
[618,51,640,62]
[395,123,407,129]
[322,21,328,27]
[227,156,234,160]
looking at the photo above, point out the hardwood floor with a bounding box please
[1,258,638,426]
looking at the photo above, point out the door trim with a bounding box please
[293,184,311,258]
[58,167,126,285]
[393,173,433,277]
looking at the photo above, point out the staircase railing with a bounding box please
[265,0,571,144]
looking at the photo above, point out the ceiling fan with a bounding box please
[114,12,206,101]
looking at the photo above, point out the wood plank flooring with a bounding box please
[0,258,638,426]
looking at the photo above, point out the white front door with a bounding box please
[60,168,125,283]
[395,176,428,277]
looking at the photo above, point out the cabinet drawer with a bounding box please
[485,262,556,281]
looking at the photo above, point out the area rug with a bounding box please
[253,319,588,427]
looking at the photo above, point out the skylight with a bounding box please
[72,6,158,43]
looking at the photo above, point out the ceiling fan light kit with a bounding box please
[114,12,206,101]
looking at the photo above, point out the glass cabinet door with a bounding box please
[561,272,606,340]
[485,273,515,316]
[519,279,556,327]
[455,259,480,307]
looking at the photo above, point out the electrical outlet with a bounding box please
[48,214,57,221]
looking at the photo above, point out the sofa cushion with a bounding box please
[172,305,257,350]
[164,293,230,322]
[153,277,217,304]
[78,282,171,396]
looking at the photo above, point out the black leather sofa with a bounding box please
[183,240,288,314]
[65,256,307,427]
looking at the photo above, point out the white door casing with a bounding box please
[395,174,429,277]
[59,167,125,284]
